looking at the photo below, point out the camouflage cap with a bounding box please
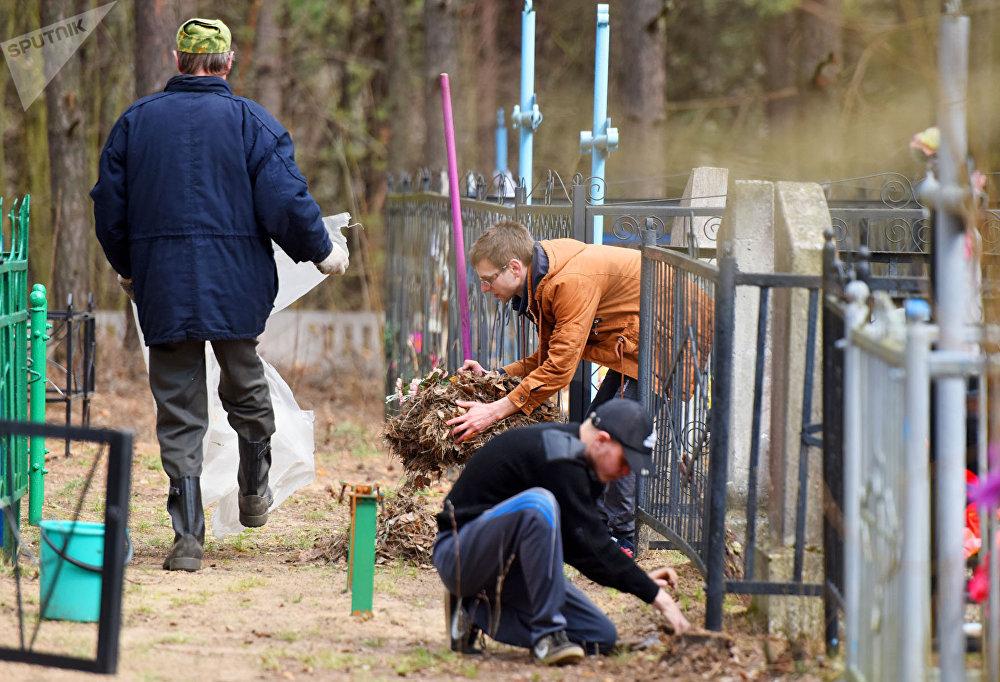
[176,18,232,54]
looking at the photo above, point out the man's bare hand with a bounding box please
[652,588,690,635]
[647,566,680,591]
[446,398,515,443]
[459,359,487,376]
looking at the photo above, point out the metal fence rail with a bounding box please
[1,196,30,553]
[839,281,999,681]
[46,294,96,457]
[842,284,915,681]
[637,241,716,571]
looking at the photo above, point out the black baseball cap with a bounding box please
[589,398,656,475]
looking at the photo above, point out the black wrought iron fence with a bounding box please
[636,240,716,573]
[382,191,576,406]
[46,294,97,457]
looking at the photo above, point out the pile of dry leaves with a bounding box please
[384,368,561,477]
[298,477,439,566]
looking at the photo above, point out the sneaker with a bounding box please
[532,631,584,666]
[612,535,636,559]
[445,591,481,655]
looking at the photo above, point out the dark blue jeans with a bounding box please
[432,488,617,654]
[588,370,639,540]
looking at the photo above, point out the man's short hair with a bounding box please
[469,220,534,269]
[177,50,235,76]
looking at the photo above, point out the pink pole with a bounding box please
[439,72,473,362]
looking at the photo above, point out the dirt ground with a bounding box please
[1,361,841,681]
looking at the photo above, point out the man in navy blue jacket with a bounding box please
[91,18,346,571]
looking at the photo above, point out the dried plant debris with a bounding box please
[298,482,438,566]
[384,368,562,477]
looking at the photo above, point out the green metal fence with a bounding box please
[0,195,48,556]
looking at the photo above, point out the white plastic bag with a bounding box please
[135,213,351,538]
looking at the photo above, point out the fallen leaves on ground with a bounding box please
[298,477,438,566]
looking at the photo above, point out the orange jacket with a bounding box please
[502,239,641,414]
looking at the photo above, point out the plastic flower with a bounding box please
[968,444,1000,509]
[969,559,990,603]
[910,127,940,159]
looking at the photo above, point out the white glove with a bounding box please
[315,242,349,275]
[315,216,350,275]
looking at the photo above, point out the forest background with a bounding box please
[1,0,998,313]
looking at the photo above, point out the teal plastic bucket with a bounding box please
[39,520,131,622]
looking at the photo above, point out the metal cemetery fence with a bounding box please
[636,240,715,574]
[836,284,999,681]
[0,421,133,675]
[0,196,31,552]
[383,189,575,407]
[45,293,97,457]
[0,196,48,554]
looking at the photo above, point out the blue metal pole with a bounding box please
[495,108,508,174]
[512,0,542,204]
[579,3,618,245]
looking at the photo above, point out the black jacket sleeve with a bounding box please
[541,460,659,603]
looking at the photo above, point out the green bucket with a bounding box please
[39,520,131,622]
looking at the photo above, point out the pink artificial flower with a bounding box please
[972,170,987,194]
[964,527,982,559]
[969,559,989,603]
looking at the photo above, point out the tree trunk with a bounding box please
[421,0,459,183]
[615,0,667,198]
[472,0,499,174]
[378,0,421,173]
[796,0,842,176]
[254,0,284,117]
[762,11,798,133]
[134,0,194,97]
[42,0,89,311]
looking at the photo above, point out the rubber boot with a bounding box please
[163,477,205,572]
[237,437,273,528]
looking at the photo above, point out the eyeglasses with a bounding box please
[478,264,509,289]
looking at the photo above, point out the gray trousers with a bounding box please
[149,339,275,480]
[589,370,639,539]
[433,488,617,654]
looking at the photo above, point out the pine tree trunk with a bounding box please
[255,0,284,118]
[379,0,422,173]
[421,0,459,182]
[42,0,90,312]
[762,11,798,133]
[615,0,667,198]
[472,0,499,175]
[133,0,190,97]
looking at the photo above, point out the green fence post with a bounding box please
[28,283,48,525]
[1,195,31,559]
[343,483,380,616]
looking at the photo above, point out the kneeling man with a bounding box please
[433,399,690,666]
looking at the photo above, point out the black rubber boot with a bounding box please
[163,477,205,572]
[237,437,273,528]
[445,591,482,655]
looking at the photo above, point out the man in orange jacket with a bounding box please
[449,220,644,551]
